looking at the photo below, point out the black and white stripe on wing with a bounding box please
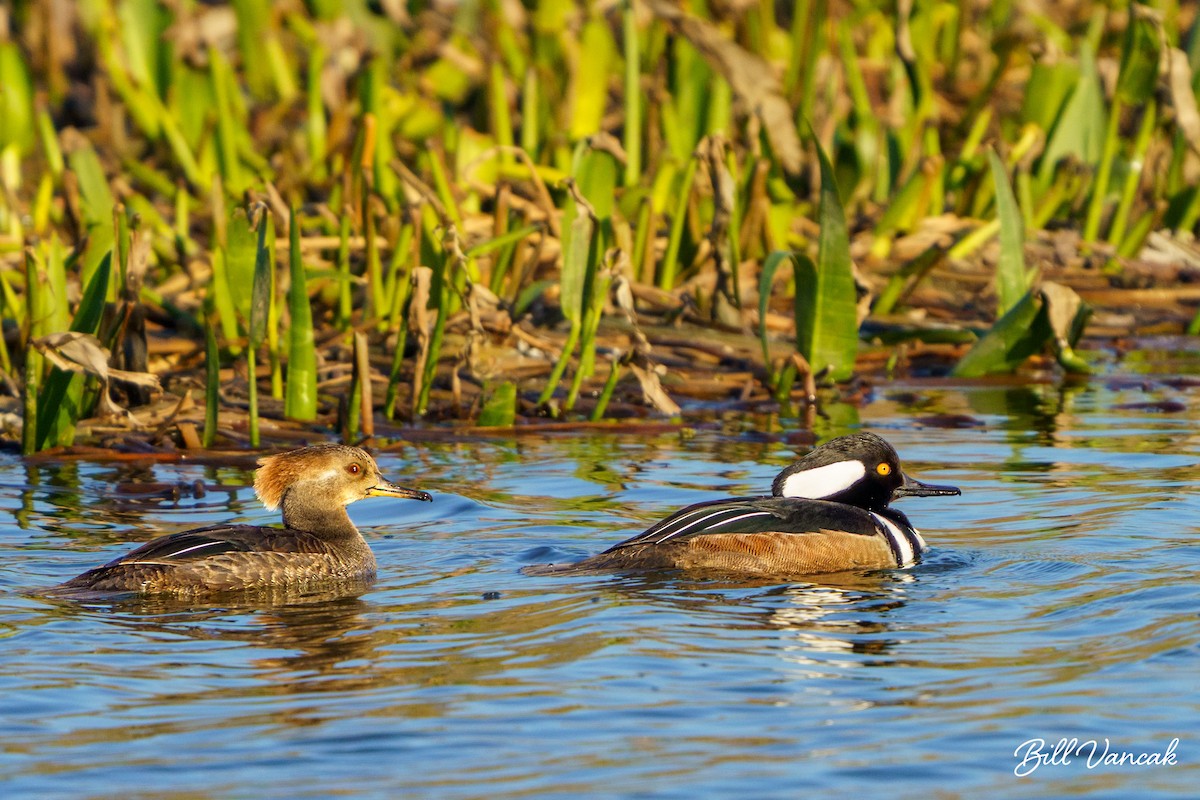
[106,527,252,566]
[627,499,779,545]
[868,511,927,566]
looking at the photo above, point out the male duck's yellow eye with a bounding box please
[876,462,892,476]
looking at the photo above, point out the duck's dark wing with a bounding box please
[102,525,325,566]
[606,496,881,551]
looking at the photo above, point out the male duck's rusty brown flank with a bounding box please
[55,444,431,597]
[526,432,961,578]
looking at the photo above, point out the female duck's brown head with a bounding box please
[254,444,432,536]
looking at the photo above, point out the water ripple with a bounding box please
[3,389,1200,796]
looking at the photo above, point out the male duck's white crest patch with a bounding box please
[779,460,866,499]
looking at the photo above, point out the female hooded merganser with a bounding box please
[528,432,959,578]
[55,444,432,597]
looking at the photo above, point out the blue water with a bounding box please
[2,381,1198,798]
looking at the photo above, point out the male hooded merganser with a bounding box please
[528,432,960,577]
[55,444,432,597]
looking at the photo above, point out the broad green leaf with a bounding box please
[425,53,476,104]
[210,47,246,194]
[249,212,272,348]
[1041,282,1092,374]
[558,198,594,327]
[36,252,112,449]
[170,62,215,154]
[569,18,614,139]
[1039,43,1105,178]
[478,382,517,427]
[224,209,257,326]
[989,149,1032,317]
[22,249,46,455]
[953,283,1092,377]
[1021,61,1078,133]
[797,133,858,381]
[513,279,556,318]
[360,58,398,198]
[43,236,70,334]
[792,252,818,360]
[870,167,934,260]
[0,42,35,155]
[208,247,241,353]
[203,313,219,448]
[660,155,699,289]
[622,0,641,185]
[952,290,1046,377]
[1117,4,1161,105]
[119,0,170,98]
[67,141,114,231]
[284,207,317,420]
[576,148,618,222]
[873,245,945,316]
[758,251,795,381]
[232,0,274,100]
[489,61,515,160]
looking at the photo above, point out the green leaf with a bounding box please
[284,208,317,420]
[231,0,275,100]
[1039,43,1105,178]
[758,251,796,387]
[988,149,1032,317]
[1041,282,1092,374]
[1117,4,1161,105]
[570,17,614,139]
[0,42,35,155]
[203,314,220,448]
[210,46,246,194]
[659,155,699,289]
[118,0,170,98]
[249,212,272,348]
[873,245,945,316]
[67,141,115,232]
[953,282,1093,377]
[36,252,112,449]
[952,290,1047,377]
[22,248,45,456]
[798,133,858,381]
[1021,61,1078,134]
[576,148,618,222]
[513,279,556,318]
[224,209,257,326]
[558,199,594,327]
[478,382,517,427]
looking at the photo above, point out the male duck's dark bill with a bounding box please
[894,472,960,498]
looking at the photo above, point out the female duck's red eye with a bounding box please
[347,463,361,475]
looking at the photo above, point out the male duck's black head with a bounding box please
[771,431,960,511]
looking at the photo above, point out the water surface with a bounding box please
[2,381,1198,798]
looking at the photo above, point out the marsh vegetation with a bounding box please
[1,1,1196,453]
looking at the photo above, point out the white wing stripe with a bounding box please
[162,541,228,560]
[657,508,744,541]
[647,505,730,538]
[656,509,773,543]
